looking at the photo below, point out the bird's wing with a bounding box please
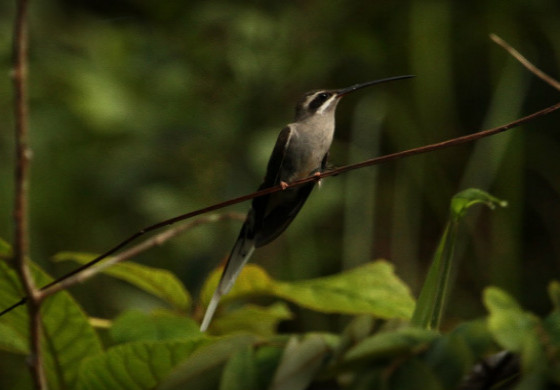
[251,125,318,247]
[262,125,293,187]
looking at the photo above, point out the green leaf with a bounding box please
[343,327,438,364]
[484,287,548,381]
[0,260,103,389]
[274,261,414,318]
[483,287,539,352]
[200,264,273,304]
[0,321,28,354]
[54,252,191,311]
[110,309,200,344]
[411,188,506,330]
[201,261,415,322]
[77,339,208,390]
[211,302,292,336]
[0,238,11,256]
[449,188,507,221]
[269,334,337,390]
[220,346,259,390]
[159,334,258,390]
[410,222,455,330]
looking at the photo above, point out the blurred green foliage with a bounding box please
[1,0,559,342]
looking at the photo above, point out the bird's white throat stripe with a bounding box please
[316,95,338,114]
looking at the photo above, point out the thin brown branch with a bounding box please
[1,101,560,319]
[490,33,560,92]
[11,0,47,388]
[40,212,245,298]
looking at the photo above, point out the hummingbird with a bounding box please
[200,75,414,331]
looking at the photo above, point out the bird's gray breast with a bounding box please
[280,121,334,183]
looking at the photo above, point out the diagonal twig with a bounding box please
[41,212,245,298]
[490,33,560,92]
[0,100,558,320]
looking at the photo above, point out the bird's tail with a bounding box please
[200,224,255,332]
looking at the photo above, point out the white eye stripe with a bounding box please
[316,95,337,114]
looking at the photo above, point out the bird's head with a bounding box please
[294,75,414,121]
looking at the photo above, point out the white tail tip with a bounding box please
[200,291,221,332]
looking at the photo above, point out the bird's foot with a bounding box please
[280,181,289,190]
[313,172,322,187]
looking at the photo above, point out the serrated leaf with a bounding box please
[344,327,438,364]
[201,261,415,323]
[110,310,200,344]
[412,188,507,330]
[77,339,208,390]
[159,334,258,390]
[269,334,336,390]
[0,260,103,389]
[211,303,292,336]
[54,252,191,311]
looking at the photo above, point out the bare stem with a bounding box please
[490,33,560,92]
[12,0,47,388]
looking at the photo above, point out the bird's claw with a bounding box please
[280,181,289,190]
[313,172,322,186]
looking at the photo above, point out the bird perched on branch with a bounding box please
[200,75,414,331]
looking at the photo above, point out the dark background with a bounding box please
[1,0,559,330]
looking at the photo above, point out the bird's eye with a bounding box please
[309,92,332,111]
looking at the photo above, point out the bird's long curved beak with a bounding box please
[335,75,415,97]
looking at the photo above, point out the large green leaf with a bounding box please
[211,302,292,337]
[200,260,415,325]
[54,252,191,311]
[273,262,414,318]
[0,260,103,389]
[76,338,208,390]
[110,309,200,344]
[411,188,506,330]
